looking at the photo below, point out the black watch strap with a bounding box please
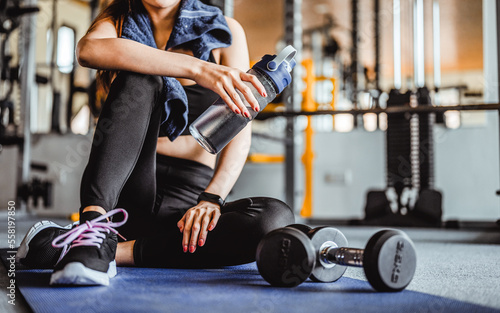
[197,192,225,207]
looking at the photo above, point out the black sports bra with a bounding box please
[179,52,220,136]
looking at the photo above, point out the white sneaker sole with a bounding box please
[16,221,77,264]
[50,260,117,286]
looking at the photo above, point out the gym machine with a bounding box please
[0,0,45,211]
[269,0,500,226]
[0,0,99,213]
[364,87,442,227]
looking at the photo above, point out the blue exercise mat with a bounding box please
[2,249,498,313]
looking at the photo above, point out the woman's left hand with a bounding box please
[177,201,221,253]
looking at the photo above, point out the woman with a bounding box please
[16,0,294,286]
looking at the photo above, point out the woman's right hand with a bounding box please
[193,61,266,118]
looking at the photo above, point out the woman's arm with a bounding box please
[204,17,252,199]
[177,18,254,253]
[77,19,264,116]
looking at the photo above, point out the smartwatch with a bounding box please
[197,192,225,207]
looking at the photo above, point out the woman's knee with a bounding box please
[113,71,163,95]
[106,71,164,112]
[249,197,295,235]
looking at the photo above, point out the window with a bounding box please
[56,26,75,74]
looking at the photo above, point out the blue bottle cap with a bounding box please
[252,45,297,94]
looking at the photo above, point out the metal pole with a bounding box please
[496,0,500,201]
[374,0,381,103]
[208,0,233,17]
[433,0,441,99]
[351,0,359,109]
[224,0,233,18]
[50,0,58,132]
[413,0,425,88]
[50,0,57,89]
[18,0,38,212]
[90,0,99,20]
[393,0,402,89]
[284,0,302,212]
[83,0,99,131]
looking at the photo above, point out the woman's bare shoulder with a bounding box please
[85,18,118,39]
[224,16,245,37]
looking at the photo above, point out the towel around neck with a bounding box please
[121,0,232,141]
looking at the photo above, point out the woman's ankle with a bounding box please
[116,241,136,266]
[82,206,107,215]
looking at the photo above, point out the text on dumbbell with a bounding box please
[391,241,405,284]
[278,238,291,268]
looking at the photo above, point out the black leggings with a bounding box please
[80,71,295,268]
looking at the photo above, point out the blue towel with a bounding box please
[121,0,232,140]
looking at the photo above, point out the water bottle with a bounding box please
[189,45,297,154]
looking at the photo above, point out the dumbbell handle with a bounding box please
[320,246,364,267]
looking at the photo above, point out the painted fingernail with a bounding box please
[198,239,204,246]
[254,106,260,112]
[262,92,267,97]
[183,245,188,253]
[244,111,250,118]
[235,109,241,114]
[208,225,214,231]
[189,246,195,253]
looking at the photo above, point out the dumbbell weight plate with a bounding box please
[286,224,312,234]
[363,229,417,292]
[256,227,316,287]
[308,227,349,282]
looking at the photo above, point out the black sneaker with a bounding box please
[49,209,128,286]
[16,220,78,269]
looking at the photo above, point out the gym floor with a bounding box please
[0,212,499,313]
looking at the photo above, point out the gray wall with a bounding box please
[0,133,90,216]
[435,114,499,220]
[231,116,499,222]
[2,117,497,221]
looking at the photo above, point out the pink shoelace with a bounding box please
[51,208,129,264]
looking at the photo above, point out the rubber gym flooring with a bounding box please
[0,213,499,313]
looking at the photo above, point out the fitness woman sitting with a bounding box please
[16,0,294,286]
